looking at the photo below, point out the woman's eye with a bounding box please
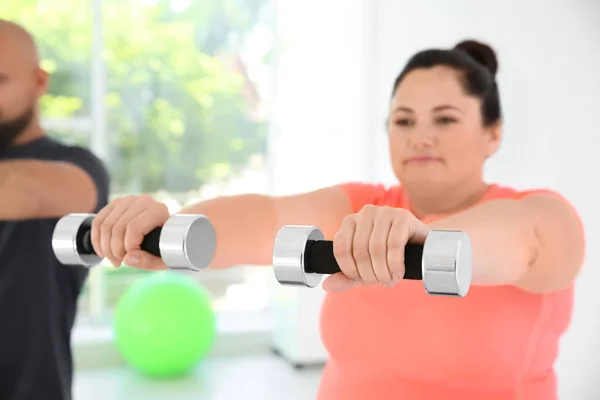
[437,116,456,125]
[394,119,414,127]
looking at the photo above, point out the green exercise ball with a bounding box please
[113,271,216,378]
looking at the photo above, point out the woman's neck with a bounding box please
[405,179,492,219]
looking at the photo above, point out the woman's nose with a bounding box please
[407,127,436,148]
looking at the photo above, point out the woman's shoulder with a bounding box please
[487,183,569,201]
[486,184,582,227]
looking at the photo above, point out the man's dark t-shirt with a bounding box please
[0,137,110,400]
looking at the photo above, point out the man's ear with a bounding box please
[35,67,49,97]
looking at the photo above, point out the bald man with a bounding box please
[0,20,109,400]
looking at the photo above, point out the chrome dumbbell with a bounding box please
[52,213,217,271]
[272,226,472,297]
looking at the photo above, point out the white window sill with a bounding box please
[73,310,275,370]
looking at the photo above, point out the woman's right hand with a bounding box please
[90,194,170,270]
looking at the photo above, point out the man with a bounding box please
[0,20,110,400]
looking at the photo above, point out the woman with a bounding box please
[91,40,585,399]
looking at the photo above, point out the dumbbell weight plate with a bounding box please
[160,213,216,271]
[52,213,100,266]
[272,225,324,288]
[422,229,472,297]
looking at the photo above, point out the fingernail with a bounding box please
[124,255,139,266]
[384,283,395,288]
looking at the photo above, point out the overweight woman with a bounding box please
[90,40,585,399]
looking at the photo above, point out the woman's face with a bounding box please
[388,66,501,195]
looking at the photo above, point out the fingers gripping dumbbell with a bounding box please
[272,226,472,297]
[52,213,217,271]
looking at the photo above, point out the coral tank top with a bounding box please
[316,183,579,400]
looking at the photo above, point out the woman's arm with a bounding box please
[429,193,585,293]
[179,187,353,269]
[93,185,353,269]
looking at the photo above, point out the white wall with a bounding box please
[372,0,600,398]
[269,0,376,194]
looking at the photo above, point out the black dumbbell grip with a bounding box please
[304,240,424,280]
[77,226,163,258]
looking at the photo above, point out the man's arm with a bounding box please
[0,151,109,220]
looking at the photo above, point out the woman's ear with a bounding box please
[485,122,502,158]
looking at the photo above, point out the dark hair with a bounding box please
[391,39,501,126]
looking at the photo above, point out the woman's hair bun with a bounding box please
[454,39,498,76]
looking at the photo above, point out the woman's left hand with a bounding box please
[323,205,431,292]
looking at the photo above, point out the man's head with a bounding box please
[0,20,48,152]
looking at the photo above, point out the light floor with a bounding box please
[73,354,324,400]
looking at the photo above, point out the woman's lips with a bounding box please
[404,155,442,164]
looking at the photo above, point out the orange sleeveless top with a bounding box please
[317,183,577,400]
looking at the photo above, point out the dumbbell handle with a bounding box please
[78,227,163,258]
[304,240,424,279]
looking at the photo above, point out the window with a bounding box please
[3,0,277,324]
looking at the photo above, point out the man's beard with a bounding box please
[0,107,35,154]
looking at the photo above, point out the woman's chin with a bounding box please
[397,174,448,194]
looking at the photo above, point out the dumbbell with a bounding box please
[52,213,217,271]
[272,226,472,297]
